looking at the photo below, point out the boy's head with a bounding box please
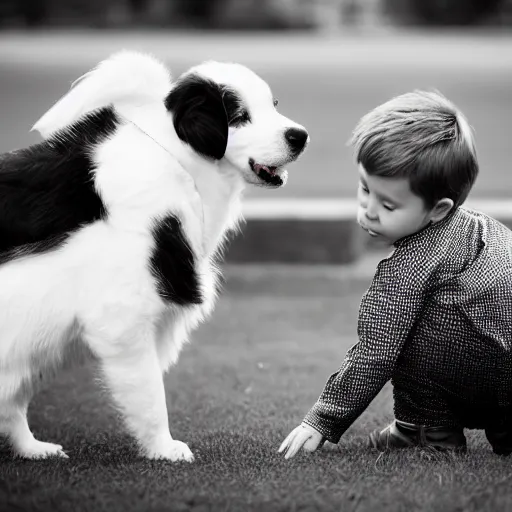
[350,90,479,245]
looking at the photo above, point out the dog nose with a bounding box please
[285,128,308,154]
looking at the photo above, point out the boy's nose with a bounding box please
[365,209,378,221]
[364,198,379,221]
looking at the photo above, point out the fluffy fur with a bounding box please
[0,51,309,461]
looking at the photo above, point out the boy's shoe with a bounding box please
[369,420,467,452]
[485,427,512,456]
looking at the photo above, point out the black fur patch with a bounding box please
[165,74,229,160]
[149,214,203,306]
[222,88,251,127]
[0,107,115,265]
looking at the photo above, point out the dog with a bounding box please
[0,51,309,461]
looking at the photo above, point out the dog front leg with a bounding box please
[86,330,194,462]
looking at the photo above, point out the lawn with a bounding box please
[1,264,511,512]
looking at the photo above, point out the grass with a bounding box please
[1,266,511,512]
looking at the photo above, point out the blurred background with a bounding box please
[0,0,511,261]
[1,0,512,31]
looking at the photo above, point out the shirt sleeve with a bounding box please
[302,251,433,443]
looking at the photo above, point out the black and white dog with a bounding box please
[0,51,309,461]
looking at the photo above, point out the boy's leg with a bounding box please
[369,419,467,452]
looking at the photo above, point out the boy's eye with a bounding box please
[383,204,395,211]
[360,183,369,193]
[273,98,279,107]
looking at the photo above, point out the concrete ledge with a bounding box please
[224,198,512,264]
[225,198,362,264]
[226,218,363,264]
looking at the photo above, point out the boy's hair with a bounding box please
[350,90,478,209]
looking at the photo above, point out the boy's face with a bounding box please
[356,164,435,245]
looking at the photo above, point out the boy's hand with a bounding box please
[278,423,325,459]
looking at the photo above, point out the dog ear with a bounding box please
[165,74,228,161]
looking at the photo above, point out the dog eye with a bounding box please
[231,110,250,126]
[273,99,279,107]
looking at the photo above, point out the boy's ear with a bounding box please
[430,198,454,223]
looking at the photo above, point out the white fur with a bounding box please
[0,51,308,461]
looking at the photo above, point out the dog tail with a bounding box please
[32,50,172,138]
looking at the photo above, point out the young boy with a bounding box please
[279,90,512,458]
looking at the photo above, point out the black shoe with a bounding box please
[485,428,512,456]
[369,420,467,452]
[369,421,416,451]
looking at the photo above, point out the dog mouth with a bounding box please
[249,158,287,187]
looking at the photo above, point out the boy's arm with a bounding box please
[303,275,428,444]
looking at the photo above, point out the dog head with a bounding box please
[165,61,309,188]
[32,52,309,189]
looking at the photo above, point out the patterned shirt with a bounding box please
[303,207,512,443]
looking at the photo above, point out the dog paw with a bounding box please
[147,439,194,462]
[16,440,69,460]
